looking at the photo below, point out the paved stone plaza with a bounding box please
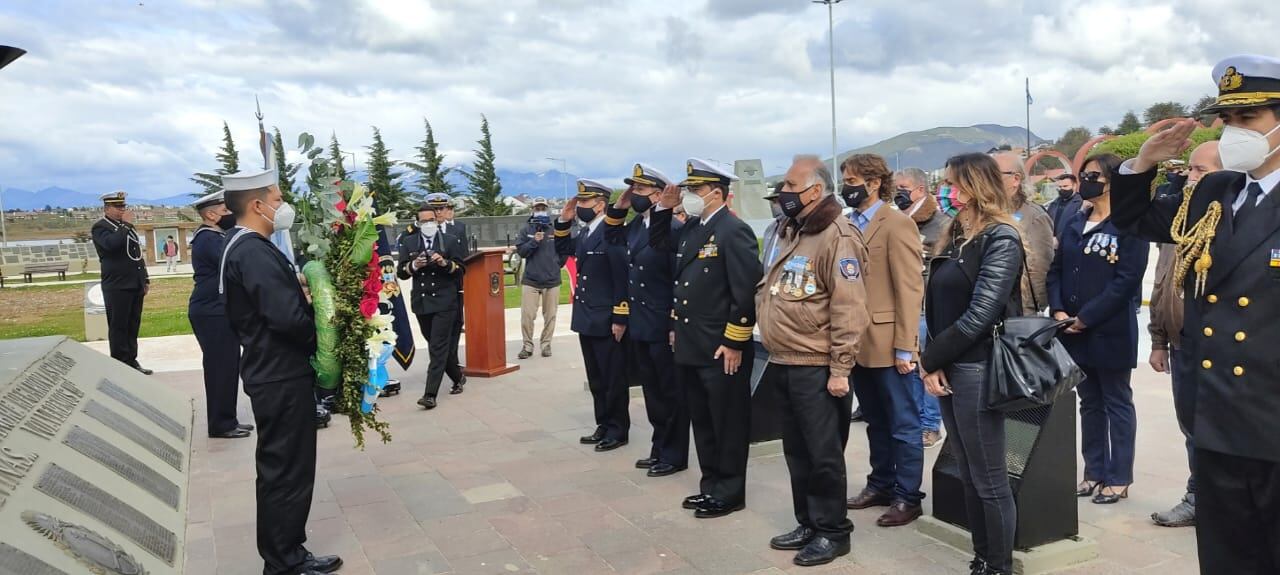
[119,321,1201,575]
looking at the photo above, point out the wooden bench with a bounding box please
[22,261,70,283]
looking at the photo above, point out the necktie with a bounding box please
[1234,182,1263,226]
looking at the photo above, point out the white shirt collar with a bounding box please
[701,204,726,225]
[1246,168,1280,198]
[586,215,604,235]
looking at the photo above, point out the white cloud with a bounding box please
[0,0,1274,198]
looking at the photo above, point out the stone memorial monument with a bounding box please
[0,336,192,574]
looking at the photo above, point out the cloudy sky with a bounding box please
[0,0,1274,198]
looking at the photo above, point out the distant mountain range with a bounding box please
[5,124,1045,210]
[832,124,1048,173]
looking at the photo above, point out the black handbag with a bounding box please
[984,251,1084,412]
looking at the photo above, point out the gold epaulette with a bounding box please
[1169,182,1222,299]
[724,323,753,342]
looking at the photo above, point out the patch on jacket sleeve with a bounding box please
[838,258,861,281]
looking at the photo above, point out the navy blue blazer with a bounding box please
[188,226,227,317]
[604,206,681,343]
[555,218,629,338]
[1047,208,1149,370]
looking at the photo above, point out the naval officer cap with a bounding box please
[192,190,225,211]
[100,190,128,207]
[576,179,611,200]
[425,193,453,209]
[221,166,278,194]
[624,163,672,189]
[1202,55,1280,114]
[763,181,784,200]
[678,158,739,188]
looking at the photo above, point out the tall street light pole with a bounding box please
[0,46,27,248]
[814,0,844,181]
[545,157,567,201]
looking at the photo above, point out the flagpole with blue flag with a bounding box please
[1025,77,1033,157]
[372,197,416,371]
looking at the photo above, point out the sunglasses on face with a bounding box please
[1079,171,1104,182]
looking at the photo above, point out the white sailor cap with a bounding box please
[624,163,673,189]
[1203,55,1280,113]
[576,179,612,199]
[678,158,739,188]
[100,190,127,206]
[221,167,278,193]
[192,190,225,211]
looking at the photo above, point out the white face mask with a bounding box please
[421,221,439,237]
[1218,122,1280,173]
[260,201,295,233]
[681,190,706,218]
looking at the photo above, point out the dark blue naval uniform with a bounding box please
[91,216,149,369]
[188,225,243,435]
[1047,208,1148,489]
[556,216,631,442]
[605,205,688,468]
[397,227,467,399]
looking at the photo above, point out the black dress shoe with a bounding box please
[450,383,464,395]
[694,498,745,519]
[579,430,605,444]
[646,463,686,477]
[793,536,850,567]
[850,407,864,422]
[208,428,251,439]
[769,525,816,550]
[682,494,711,510]
[635,457,658,469]
[417,396,437,409]
[594,438,627,452]
[133,365,154,376]
[304,553,343,573]
[314,405,331,429]
[236,423,255,431]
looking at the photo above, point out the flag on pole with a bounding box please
[374,211,417,370]
[1026,78,1033,106]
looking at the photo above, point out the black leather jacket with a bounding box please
[922,223,1024,372]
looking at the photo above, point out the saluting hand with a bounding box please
[714,345,742,375]
[827,375,849,398]
[615,188,633,210]
[1133,118,1197,173]
[559,198,578,222]
[121,210,135,224]
[659,184,681,209]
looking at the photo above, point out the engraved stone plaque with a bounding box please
[35,464,175,565]
[0,542,67,575]
[0,336,191,574]
[82,401,183,472]
[97,379,187,440]
[63,426,180,509]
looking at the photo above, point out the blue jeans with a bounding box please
[851,365,924,505]
[911,314,942,432]
[1077,366,1137,486]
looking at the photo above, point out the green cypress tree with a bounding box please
[465,115,509,216]
[402,118,455,196]
[365,126,412,218]
[273,127,300,204]
[190,121,241,197]
[328,132,349,181]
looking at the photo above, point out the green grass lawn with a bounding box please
[501,269,572,309]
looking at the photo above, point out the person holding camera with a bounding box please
[398,203,468,409]
[515,197,569,359]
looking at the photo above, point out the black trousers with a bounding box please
[632,339,688,466]
[580,334,629,441]
[104,287,143,367]
[769,364,854,541]
[679,348,754,505]
[448,291,464,374]
[416,309,462,398]
[244,375,317,575]
[190,314,242,435]
[939,362,1016,573]
[1195,448,1280,574]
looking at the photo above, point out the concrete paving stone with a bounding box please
[344,500,424,545]
[581,525,659,556]
[526,548,615,575]
[578,478,647,501]
[531,492,608,517]
[372,549,452,574]
[472,496,540,519]
[462,481,526,504]
[434,526,516,561]
[677,542,772,574]
[596,543,692,575]
[330,474,399,508]
[360,532,437,563]
[1095,532,1180,570]
[184,535,218,575]
[549,507,633,538]
[489,512,586,556]
[447,547,538,575]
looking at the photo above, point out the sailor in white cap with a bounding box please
[556,179,632,452]
[90,190,151,374]
[652,158,761,518]
[605,163,689,477]
[1112,54,1280,573]
[188,191,252,439]
[219,152,342,574]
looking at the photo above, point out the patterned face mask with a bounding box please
[936,185,966,217]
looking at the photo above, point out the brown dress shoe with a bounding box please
[846,487,893,510]
[876,501,923,527]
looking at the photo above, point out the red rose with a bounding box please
[363,275,382,296]
[359,297,379,319]
[335,199,348,212]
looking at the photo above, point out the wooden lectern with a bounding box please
[461,247,519,377]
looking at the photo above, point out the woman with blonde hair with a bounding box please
[920,153,1024,575]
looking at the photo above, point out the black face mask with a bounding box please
[576,205,598,223]
[776,191,808,218]
[1079,180,1106,201]
[893,189,914,211]
[841,184,869,208]
[216,213,236,230]
[631,195,653,213]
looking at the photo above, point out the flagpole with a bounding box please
[1025,78,1031,158]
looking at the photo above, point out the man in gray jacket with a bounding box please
[515,198,569,358]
